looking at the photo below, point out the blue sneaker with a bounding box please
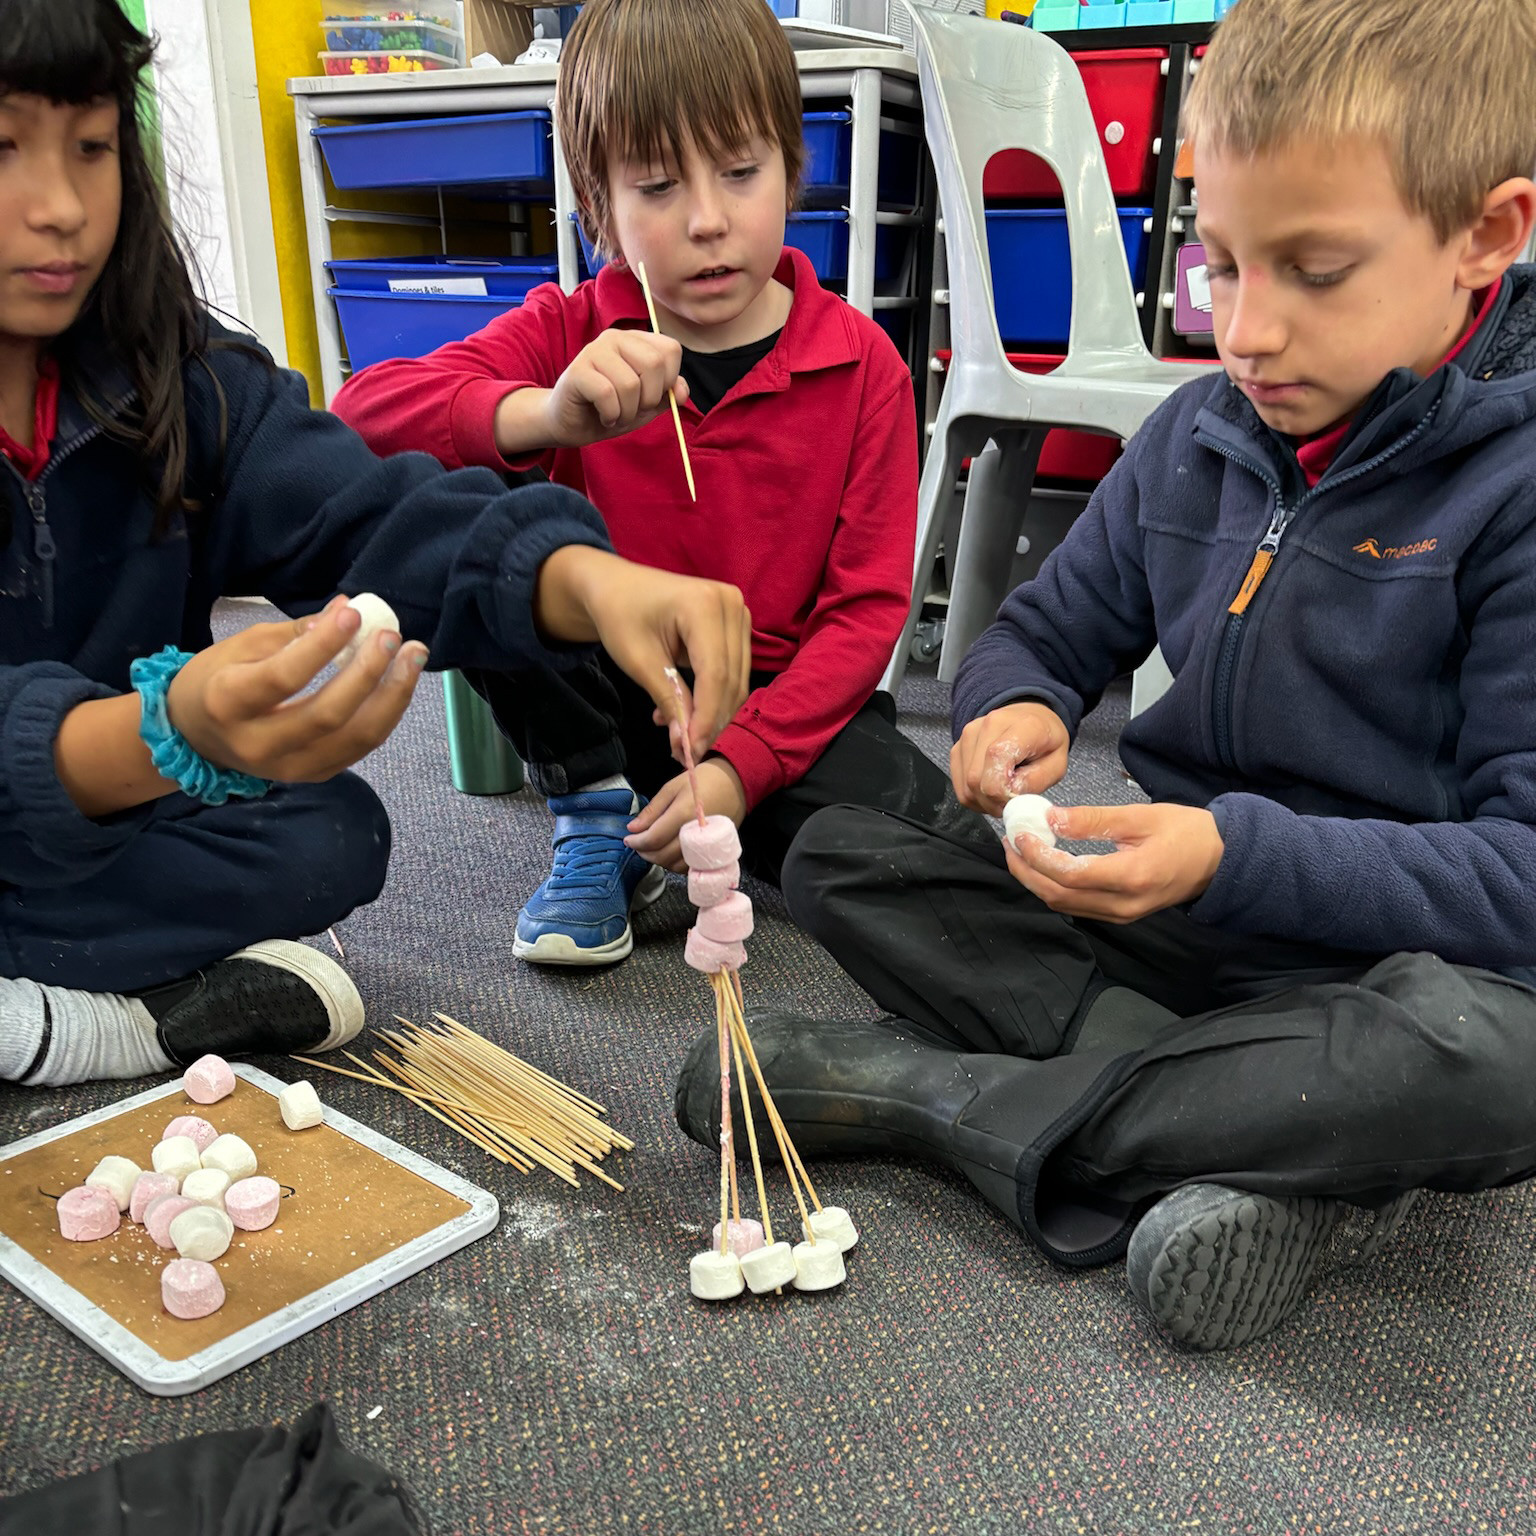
[513,788,668,965]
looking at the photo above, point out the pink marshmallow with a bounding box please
[697,890,754,943]
[679,814,741,871]
[161,1258,226,1321]
[712,1218,765,1258]
[687,862,739,908]
[684,926,748,975]
[162,1115,218,1153]
[225,1175,281,1232]
[183,1055,235,1105]
[57,1185,120,1242]
[144,1194,199,1250]
[129,1172,181,1225]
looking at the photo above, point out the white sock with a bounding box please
[579,774,632,794]
[0,977,173,1087]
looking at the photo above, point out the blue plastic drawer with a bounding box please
[801,111,921,208]
[332,288,527,370]
[325,255,557,297]
[986,207,1151,346]
[784,211,900,282]
[313,110,553,191]
[766,0,799,14]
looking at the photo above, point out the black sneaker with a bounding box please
[1126,1183,1419,1351]
[136,940,364,1066]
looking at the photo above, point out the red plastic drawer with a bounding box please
[935,350,1122,483]
[983,48,1167,203]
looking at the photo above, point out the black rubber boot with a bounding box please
[675,1010,1130,1255]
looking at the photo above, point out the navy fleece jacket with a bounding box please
[0,325,610,892]
[954,266,1536,979]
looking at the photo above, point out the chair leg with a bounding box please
[881,412,966,696]
[937,429,1045,683]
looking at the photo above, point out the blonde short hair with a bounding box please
[556,0,805,257]
[1183,0,1536,241]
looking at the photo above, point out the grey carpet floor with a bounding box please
[2,630,1534,1534]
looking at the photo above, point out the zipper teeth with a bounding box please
[1198,398,1440,768]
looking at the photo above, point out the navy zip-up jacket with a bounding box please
[0,325,611,893]
[954,265,1536,980]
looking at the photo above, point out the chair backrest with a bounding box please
[907,3,1155,373]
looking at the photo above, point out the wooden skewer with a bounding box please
[724,976,774,1248]
[717,991,733,1257]
[635,261,696,502]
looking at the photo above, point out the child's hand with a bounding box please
[951,701,1069,815]
[167,596,428,782]
[535,547,751,765]
[624,760,747,872]
[1004,803,1224,922]
[543,329,690,447]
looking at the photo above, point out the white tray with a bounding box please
[0,1064,499,1396]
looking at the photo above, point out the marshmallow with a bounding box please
[163,1115,218,1153]
[791,1238,847,1292]
[336,592,400,668]
[181,1169,231,1209]
[225,1176,281,1232]
[687,862,739,908]
[169,1205,234,1262]
[129,1171,181,1225]
[279,1080,323,1132]
[1003,793,1057,851]
[689,1249,745,1300]
[144,1194,198,1251]
[739,1240,798,1294]
[85,1155,142,1213]
[161,1258,226,1321]
[802,1205,859,1253]
[696,891,754,944]
[684,927,748,976]
[679,814,741,871]
[711,1218,765,1258]
[152,1136,202,1184]
[57,1185,120,1242]
[201,1133,257,1181]
[183,1054,236,1105]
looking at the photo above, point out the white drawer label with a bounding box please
[386,277,490,296]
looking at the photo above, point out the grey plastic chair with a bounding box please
[885,3,1218,693]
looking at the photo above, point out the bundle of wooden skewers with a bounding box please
[303,1013,631,1191]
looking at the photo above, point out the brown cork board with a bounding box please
[0,1067,497,1394]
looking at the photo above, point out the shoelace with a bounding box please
[545,830,632,894]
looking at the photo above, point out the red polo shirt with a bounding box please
[334,247,918,808]
[0,357,61,482]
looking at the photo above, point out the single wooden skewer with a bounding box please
[635,261,696,501]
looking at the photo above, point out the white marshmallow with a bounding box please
[168,1205,234,1262]
[1003,793,1057,851]
[739,1240,798,1294]
[279,1080,323,1131]
[791,1238,847,1292]
[180,1168,231,1209]
[801,1205,859,1253]
[151,1136,202,1183]
[688,1249,745,1300]
[85,1155,142,1213]
[336,592,400,668]
[200,1133,257,1181]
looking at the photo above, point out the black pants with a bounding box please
[783,806,1536,1261]
[470,656,986,883]
[0,775,390,993]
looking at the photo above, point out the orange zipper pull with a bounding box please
[1228,549,1274,615]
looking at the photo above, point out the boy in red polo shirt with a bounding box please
[335,0,981,966]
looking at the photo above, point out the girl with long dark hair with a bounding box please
[0,0,749,1086]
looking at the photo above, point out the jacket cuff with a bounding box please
[710,723,785,812]
[449,377,534,471]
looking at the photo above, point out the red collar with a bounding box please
[591,246,860,381]
[0,356,60,483]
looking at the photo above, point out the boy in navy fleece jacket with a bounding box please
[676,0,1536,1351]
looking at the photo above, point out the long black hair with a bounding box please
[2,0,211,524]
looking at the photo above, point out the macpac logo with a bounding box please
[1353,537,1437,560]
